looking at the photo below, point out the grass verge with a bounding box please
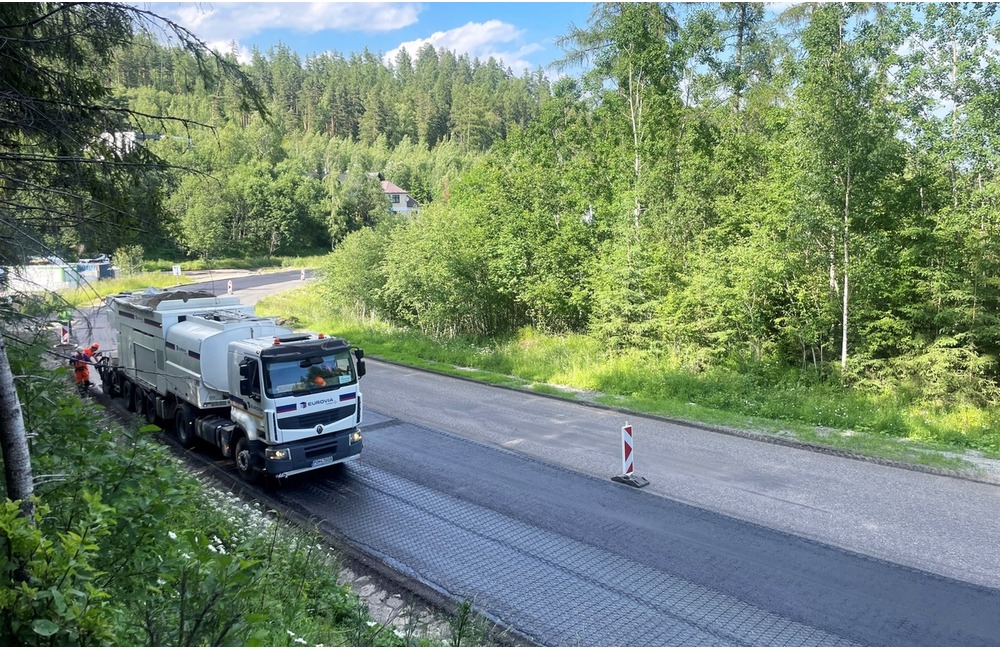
[56,272,193,308]
[258,288,1000,475]
[143,253,330,273]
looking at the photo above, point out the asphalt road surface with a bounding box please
[266,411,1000,646]
[73,271,1000,646]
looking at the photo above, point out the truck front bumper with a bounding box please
[259,428,363,478]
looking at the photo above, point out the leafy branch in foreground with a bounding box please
[0,1,265,524]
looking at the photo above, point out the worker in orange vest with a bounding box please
[70,342,100,392]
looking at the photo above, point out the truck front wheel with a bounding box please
[174,405,195,449]
[234,435,260,484]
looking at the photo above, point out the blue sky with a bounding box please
[149,2,598,76]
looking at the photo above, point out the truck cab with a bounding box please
[228,334,366,480]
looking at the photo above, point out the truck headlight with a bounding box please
[350,431,363,445]
[266,448,290,461]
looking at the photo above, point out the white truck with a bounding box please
[99,289,366,482]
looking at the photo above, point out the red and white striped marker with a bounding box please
[622,422,635,475]
[612,420,649,488]
[227,279,233,294]
[60,324,70,344]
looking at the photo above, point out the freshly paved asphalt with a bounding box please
[361,361,1000,592]
[73,270,1000,645]
[270,411,1000,646]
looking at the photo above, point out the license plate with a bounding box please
[311,456,334,468]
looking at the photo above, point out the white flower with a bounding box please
[168,531,177,540]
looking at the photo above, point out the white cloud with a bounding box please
[153,2,423,43]
[385,20,543,75]
[207,39,253,65]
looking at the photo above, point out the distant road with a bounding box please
[183,268,312,305]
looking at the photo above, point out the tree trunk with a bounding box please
[625,61,643,228]
[841,172,851,373]
[0,325,34,519]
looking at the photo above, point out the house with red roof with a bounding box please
[381,179,420,214]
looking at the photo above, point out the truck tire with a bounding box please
[96,357,114,396]
[122,380,136,412]
[234,434,260,484]
[143,391,158,425]
[174,405,195,449]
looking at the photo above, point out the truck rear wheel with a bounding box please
[174,405,195,449]
[234,435,260,484]
[96,357,115,396]
[122,380,136,412]
[142,391,158,425]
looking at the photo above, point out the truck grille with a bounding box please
[304,437,339,460]
[277,405,355,430]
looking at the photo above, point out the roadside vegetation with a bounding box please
[1,335,480,646]
[53,254,327,310]
[141,253,330,274]
[260,287,997,473]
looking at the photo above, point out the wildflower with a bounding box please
[168,531,177,540]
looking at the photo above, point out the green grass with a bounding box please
[55,255,332,309]
[57,272,193,308]
[257,288,1000,473]
[142,253,330,273]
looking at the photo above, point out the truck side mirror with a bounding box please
[354,348,364,360]
[356,359,366,378]
[238,359,260,400]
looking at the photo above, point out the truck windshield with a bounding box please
[263,350,355,398]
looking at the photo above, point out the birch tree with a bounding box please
[791,4,903,373]
[554,2,681,227]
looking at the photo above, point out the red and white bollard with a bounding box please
[612,421,649,488]
[227,279,233,295]
[60,324,70,344]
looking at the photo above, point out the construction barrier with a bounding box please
[611,421,649,488]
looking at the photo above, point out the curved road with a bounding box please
[74,271,1000,645]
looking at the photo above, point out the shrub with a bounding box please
[112,245,144,277]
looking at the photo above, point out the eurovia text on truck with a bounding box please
[98,289,366,482]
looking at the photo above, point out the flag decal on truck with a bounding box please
[276,403,297,413]
[340,392,356,402]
